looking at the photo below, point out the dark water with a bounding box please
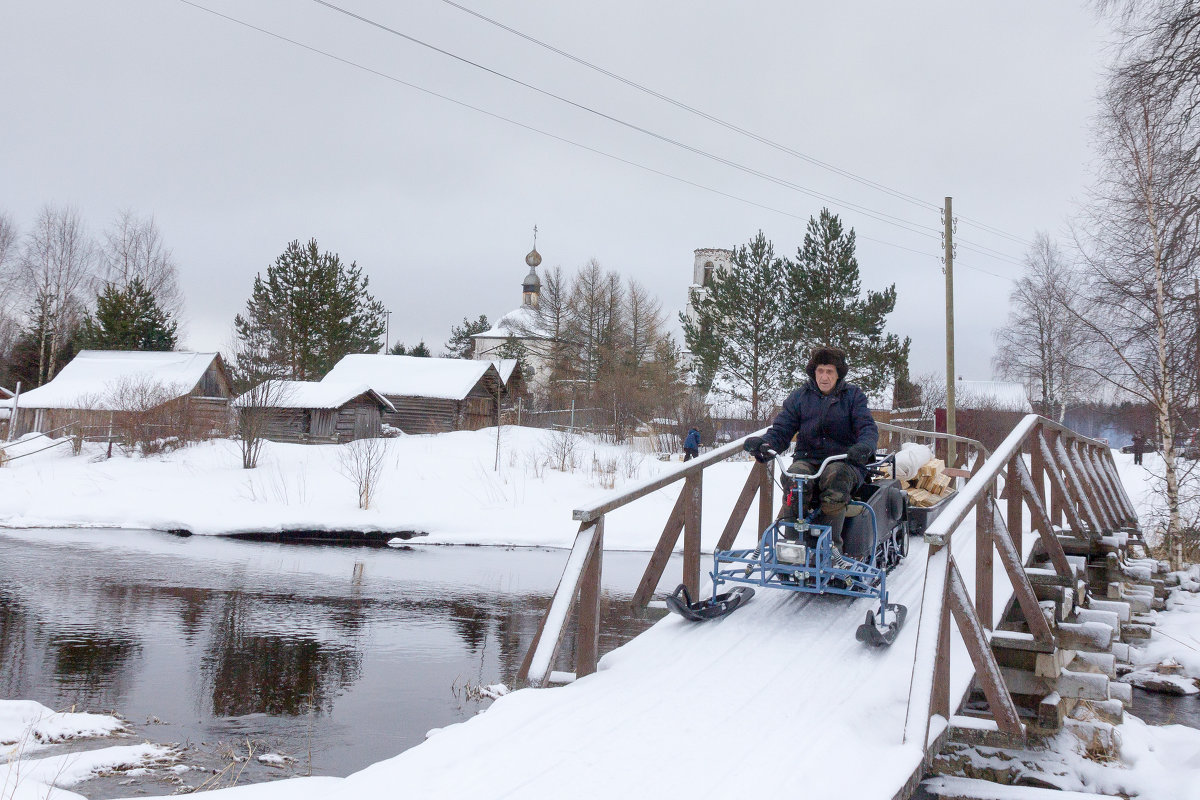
[0,528,676,795]
[1132,686,1200,728]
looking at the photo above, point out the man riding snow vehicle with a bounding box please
[666,345,910,646]
[745,345,877,565]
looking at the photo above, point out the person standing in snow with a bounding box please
[682,427,701,461]
[742,345,878,561]
[1131,431,1146,466]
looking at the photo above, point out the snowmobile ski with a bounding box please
[855,604,907,647]
[664,583,755,622]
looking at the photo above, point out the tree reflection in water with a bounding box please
[49,633,141,707]
[0,533,673,778]
[201,591,363,717]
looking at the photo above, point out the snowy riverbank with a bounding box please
[0,427,764,550]
[0,700,174,800]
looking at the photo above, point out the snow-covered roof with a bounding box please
[953,380,1032,412]
[10,351,222,410]
[472,306,549,340]
[490,359,520,385]
[322,354,498,400]
[0,386,12,399]
[234,381,395,411]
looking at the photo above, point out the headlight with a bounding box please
[777,541,807,564]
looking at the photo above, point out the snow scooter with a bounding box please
[666,449,912,647]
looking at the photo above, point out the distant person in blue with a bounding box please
[743,345,878,559]
[683,427,701,461]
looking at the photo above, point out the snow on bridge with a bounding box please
[173,516,1000,800]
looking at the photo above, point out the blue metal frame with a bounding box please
[710,497,898,628]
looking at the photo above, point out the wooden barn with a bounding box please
[8,350,234,439]
[235,381,394,443]
[322,355,505,435]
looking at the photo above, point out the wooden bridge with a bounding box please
[501,415,1155,800]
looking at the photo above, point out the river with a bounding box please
[0,527,677,796]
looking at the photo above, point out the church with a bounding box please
[470,244,552,389]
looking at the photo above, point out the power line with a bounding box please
[174,1,1017,287]
[307,0,954,244]
[439,0,1038,253]
[439,0,942,214]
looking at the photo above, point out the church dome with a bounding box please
[523,265,541,290]
[525,247,542,268]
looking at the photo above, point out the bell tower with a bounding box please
[522,225,542,308]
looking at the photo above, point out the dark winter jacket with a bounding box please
[684,429,701,450]
[762,379,878,471]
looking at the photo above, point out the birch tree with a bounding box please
[1073,78,1200,568]
[17,205,96,384]
[98,210,183,318]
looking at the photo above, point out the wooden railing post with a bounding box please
[975,486,993,630]
[1099,449,1138,525]
[518,520,603,687]
[1045,429,1065,527]
[947,560,1023,735]
[1039,432,1088,536]
[1080,444,1121,530]
[758,459,774,536]
[1029,423,1047,509]
[933,558,951,721]
[1006,456,1023,556]
[683,472,703,598]
[576,516,604,678]
[1053,436,1104,535]
[1066,440,1113,532]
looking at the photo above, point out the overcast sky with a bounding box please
[1,1,1113,379]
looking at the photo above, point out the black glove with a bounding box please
[743,436,776,463]
[847,443,874,465]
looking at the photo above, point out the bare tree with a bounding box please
[993,233,1095,422]
[16,205,96,384]
[567,258,624,388]
[1072,71,1200,567]
[98,209,183,319]
[228,328,292,469]
[337,437,386,509]
[0,212,21,381]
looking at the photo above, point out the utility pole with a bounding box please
[944,197,957,468]
[384,310,392,354]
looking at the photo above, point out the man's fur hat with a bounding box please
[805,345,848,382]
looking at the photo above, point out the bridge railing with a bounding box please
[902,414,1137,751]
[516,422,989,688]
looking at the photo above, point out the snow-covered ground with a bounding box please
[0,427,764,549]
[0,700,173,800]
[4,438,1200,799]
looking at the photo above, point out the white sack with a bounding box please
[893,442,934,482]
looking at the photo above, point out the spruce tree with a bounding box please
[681,231,789,421]
[77,276,178,352]
[410,340,431,357]
[233,239,386,380]
[784,209,911,400]
[444,314,490,358]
